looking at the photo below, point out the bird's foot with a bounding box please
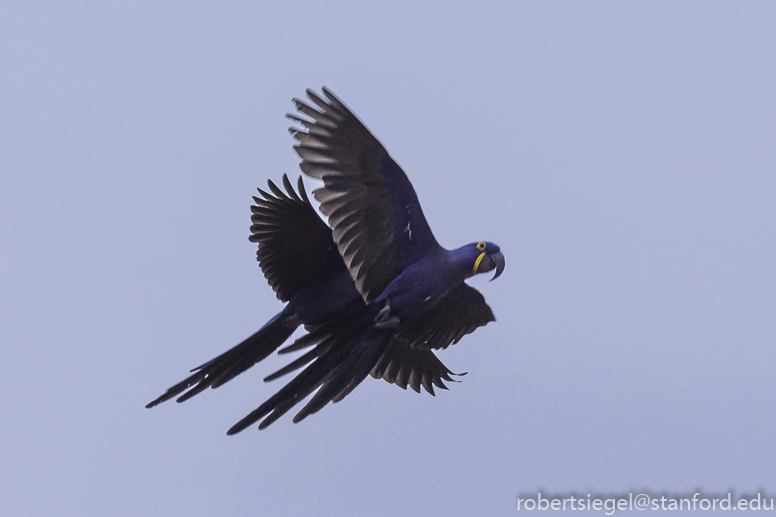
[374,301,400,329]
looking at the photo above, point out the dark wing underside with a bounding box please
[273,303,463,396]
[370,338,461,395]
[395,283,496,350]
[289,87,440,302]
[250,174,343,301]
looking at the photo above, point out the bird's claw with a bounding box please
[375,301,400,329]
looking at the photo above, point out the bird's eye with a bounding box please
[476,242,486,251]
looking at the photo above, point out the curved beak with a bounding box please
[489,250,505,281]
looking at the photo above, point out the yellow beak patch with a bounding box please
[473,251,486,275]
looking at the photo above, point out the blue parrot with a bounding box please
[146,88,505,433]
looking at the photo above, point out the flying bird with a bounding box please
[146,88,505,433]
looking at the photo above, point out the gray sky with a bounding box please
[2,2,775,516]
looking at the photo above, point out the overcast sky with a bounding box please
[2,2,775,516]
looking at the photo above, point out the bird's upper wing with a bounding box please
[395,283,496,350]
[250,174,343,302]
[289,87,440,303]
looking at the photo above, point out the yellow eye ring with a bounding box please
[476,242,486,251]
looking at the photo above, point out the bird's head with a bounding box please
[461,241,505,281]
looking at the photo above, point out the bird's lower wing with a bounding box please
[370,337,463,395]
[396,283,496,351]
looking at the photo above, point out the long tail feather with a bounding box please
[227,315,391,433]
[146,307,300,408]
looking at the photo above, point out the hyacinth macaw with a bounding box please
[146,88,505,433]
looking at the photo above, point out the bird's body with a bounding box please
[287,266,359,321]
[147,88,505,433]
[376,246,474,319]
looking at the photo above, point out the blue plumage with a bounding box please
[147,88,505,433]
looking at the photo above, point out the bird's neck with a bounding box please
[446,246,480,282]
